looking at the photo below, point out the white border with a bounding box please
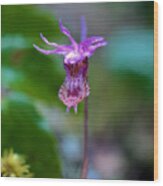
[0,0,156,5]
[1,0,162,186]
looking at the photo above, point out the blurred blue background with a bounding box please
[1,2,154,180]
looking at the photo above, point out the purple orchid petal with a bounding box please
[80,36,107,57]
[33,44,68,55]
[82,36,106,46]
[80,16,87,41]
[40,33,58,47]
[90,40,108,49]
[40,33,73,54]
[54,47,71,55]
[86,43,107,57]
[33,44,56,55]
[59,19,78,50]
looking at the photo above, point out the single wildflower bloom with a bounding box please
[33,17,107,112]
[1,149,33,177]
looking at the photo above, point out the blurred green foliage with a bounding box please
[2,48,63,105]
[2,94,62,178]
[2,4,65,106]
[1,5,61,40]
[2,5,63,178]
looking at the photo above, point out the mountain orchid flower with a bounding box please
[33,18,107,112]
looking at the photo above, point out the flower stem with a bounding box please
[80,16,89,179]
[81,97,89,179]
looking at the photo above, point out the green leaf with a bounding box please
[2,48,64,106]
[1,5,61,41]
[2,94,62,178]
